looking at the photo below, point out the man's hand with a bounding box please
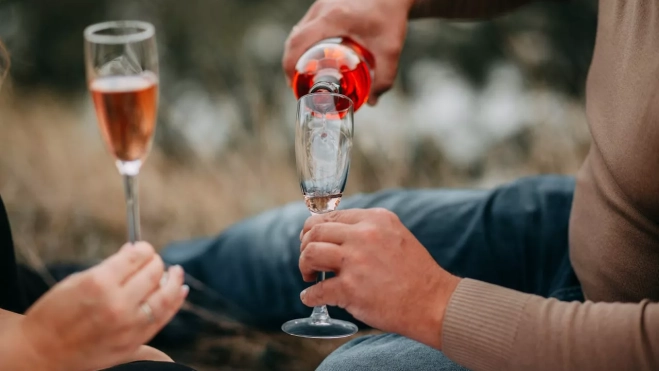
[299,208,461,349]
[282,0,415,105]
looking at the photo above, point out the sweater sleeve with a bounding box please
[409,0,570,20]
[442,279,659,371]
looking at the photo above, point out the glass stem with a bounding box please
[123,174,141,243]
[309,209,331,324]
[310,305,331,324]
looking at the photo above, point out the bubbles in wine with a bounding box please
[302,112,351,196]
[90,72,158,162]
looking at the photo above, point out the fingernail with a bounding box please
[299,230,304,241]
[300,289,307,300]
[170,265,184,277]
[180,284,190,297]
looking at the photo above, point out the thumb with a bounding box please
[300,278,342,307]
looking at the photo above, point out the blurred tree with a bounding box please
[0,0,596,98]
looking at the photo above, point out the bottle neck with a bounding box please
[309,80,341,94]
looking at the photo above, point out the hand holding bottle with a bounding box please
[282,0,415,106]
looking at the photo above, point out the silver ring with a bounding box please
[140,303,155,324]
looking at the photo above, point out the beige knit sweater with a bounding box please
[426,1,659,370]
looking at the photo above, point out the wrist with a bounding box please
[17,318,64,371]
[413,270,461,350]
[0,317,53,371]
[435,274,461,349]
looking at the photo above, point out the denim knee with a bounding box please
[317,333,469,371]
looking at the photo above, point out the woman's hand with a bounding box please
[19,242,188,371]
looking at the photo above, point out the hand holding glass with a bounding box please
[281,92,358,338]
[84,21,158,243]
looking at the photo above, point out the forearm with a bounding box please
[442,279,659,371]
[409,0,554,20]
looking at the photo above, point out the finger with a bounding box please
[139,265,188,340]
[295,1,322,29]
[299,242,344,282]
[121,254,166,306]
[116,345,174,364]
[94,242,156,285]
[282,18,337,83]
[282,3,325,82]
[368,55,399,106]
[300,277,344,308]
[302,209,371,235]
[300,222,350,252]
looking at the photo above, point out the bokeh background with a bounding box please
[0,0,597,369]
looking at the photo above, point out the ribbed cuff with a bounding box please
[442,278,531,371]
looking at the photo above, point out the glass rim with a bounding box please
[298,92,354,114]
[299,92,353,105]
[84,20,155,45]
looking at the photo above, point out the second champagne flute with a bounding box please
[282,92,358,339]
[84,20,158,243]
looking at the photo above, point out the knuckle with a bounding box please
[383,43,403,58]
[104,302,126,324]
[123,248,144,265]
[155,255,165,272]
[326,4,351,20]
[377,77,395,92]
[300,243,319,269]
[299,250,311,270]
[150,256,165,281]
[148,266,163,287]
[373,207,399,223]
[326,211,341,222]
[339,277,353,295]
[358,223,380,240]
[156,293,172,309]
[371,207,391,218]
[312,283,326,302]
[304,242,318,258]
[307,225,322,242]
[285,31,304,52]
[116,332,136,349]
[81,273,107,295]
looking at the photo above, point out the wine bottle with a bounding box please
[292,37,374,111]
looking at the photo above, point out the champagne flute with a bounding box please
[84,21,158,243]
[282,92,358,338]
[84,21,229,308]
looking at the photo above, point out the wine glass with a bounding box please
[84,21,158,243]
[282,92,358,338]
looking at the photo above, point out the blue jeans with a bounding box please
[162,175,581,370]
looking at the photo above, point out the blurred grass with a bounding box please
[0,82,590,370]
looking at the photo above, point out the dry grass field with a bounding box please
[0,82,591,369]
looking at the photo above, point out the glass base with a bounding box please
[282,317,358,339]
